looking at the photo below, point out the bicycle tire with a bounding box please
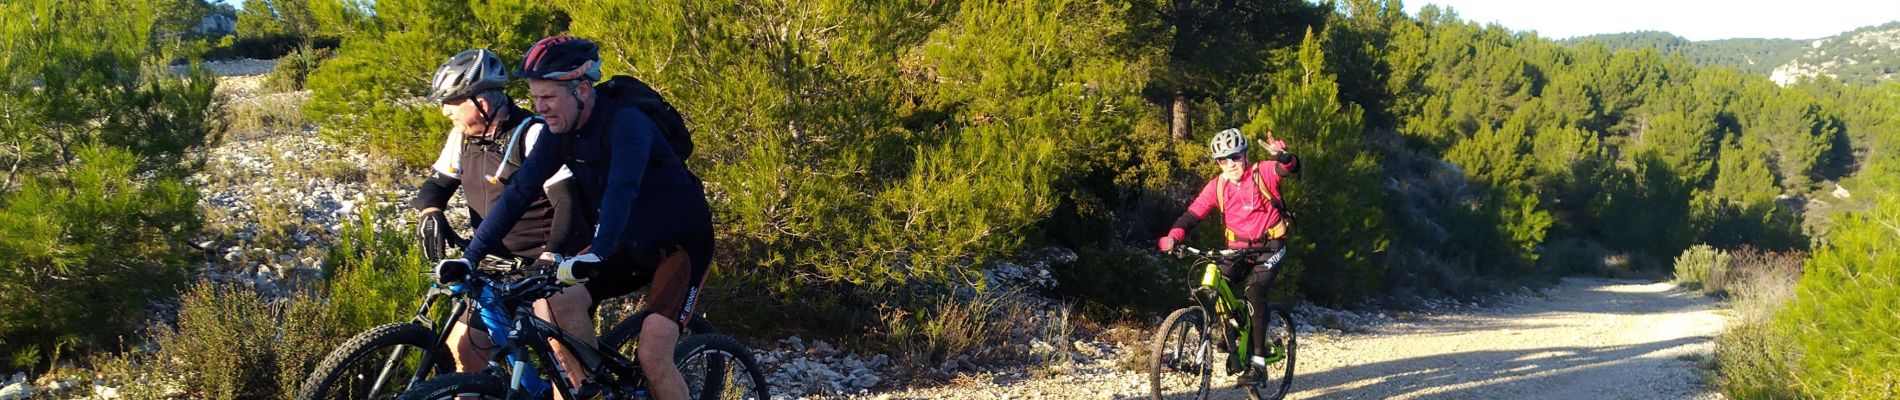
[1246,306,1298,400]
[296,322,452,400]
[674,333,771,400]
[393,373,508,400]
[1151,306,1213,400]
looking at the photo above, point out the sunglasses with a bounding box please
[1214,154,1243,163]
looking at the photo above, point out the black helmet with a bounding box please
[427,49,508,103]
[519,36,602,81]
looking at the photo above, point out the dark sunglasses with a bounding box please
[1214,154,1243,162]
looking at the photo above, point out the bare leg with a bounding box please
[444,320,494,373]
[638,313,687,400]
[533,286,596,399]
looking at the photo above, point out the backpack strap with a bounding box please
[1216,165,1292,243]
[487,116,544,184]
[1253,165,1292,240]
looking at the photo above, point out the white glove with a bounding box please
[556,253,603,286]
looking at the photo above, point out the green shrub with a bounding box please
[876,289,1058,365]
[323,207,432,332]
[304,0,556,167]
[1671,244,1729,293]
[265,44,333,92]
[160,282,336,399]
[1540,237,1611,276]
[1715,320,1803,399]
[1052,245,1199,316]
[0,145,203,371]
[1771,194,1900,396]
[101,209,418,396]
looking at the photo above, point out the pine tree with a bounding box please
[303,0,556,167]
[0,0,214,370]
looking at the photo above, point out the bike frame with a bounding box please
[355,257,528,398]
[494,301,648,397]
[451,270,650,399]
[1186,247,1288,374]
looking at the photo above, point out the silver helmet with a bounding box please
[1209,128,1248,159]
[427,49,508,103]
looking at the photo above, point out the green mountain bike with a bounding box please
[1150,246,1297,400]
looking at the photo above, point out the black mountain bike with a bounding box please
[294,256,719,400]
[395,263,768,400]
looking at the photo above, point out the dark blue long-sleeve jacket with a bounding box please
[462,95,710,264]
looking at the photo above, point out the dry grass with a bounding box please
[876,288,1074,372]
[224,91,310,139]
[1712,247,1807,399]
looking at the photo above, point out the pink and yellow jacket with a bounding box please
[1167,153,1300,248]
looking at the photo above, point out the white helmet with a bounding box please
[427,49,508,103]
[1209,128,1248,159]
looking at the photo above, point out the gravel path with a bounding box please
[863,278,1728,400]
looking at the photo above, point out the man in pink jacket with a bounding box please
[1156,127,1299,381]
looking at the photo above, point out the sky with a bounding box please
[1404,0,1900,41]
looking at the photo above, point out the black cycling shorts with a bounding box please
[582,232,714,327]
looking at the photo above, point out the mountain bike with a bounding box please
[1149,246,1297,400]
[294,255,719,400]
[396,262,768,400]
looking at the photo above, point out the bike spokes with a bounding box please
[1150,307,1213,400]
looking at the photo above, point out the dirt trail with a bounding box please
[866,278,1729,400]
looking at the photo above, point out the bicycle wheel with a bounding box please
[1245,306,1298,400]
[599,310,719,349]
[1151,306,1213,400]
[603,311,725,398]
[674,333,771,400]
[394,373,508,400]
[296,323,452,400]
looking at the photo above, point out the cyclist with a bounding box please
[413,48,584,374]
[1156,127,1299,384]
[436,35,714,400]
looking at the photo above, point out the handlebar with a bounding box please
[1169,245,1287,265]
[1171,246,1238,258]
[429,254,577,305]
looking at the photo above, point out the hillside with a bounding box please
[1566,22,1900,85]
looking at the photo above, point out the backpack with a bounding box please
[595,75,694,160]
[1215,165,1293,242]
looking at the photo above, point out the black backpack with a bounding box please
[595,75,693,160]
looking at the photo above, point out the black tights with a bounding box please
[1219,240,1284,359]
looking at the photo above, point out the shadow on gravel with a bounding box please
[1135,336,1709,400]
[1288,336,1711,399]
[1379,279,1718,337]
[1136,279,1718,400]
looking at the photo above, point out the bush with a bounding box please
[1540,237,1611,276]
[875,288,1067,366]
[1671,244,1729,293]
[1769,195,1900,396]
[323,207,433,331]
[304,0,556,167]
[1715,319,1803,399]
[159,281,344,399]
[0,0,216,370]
[90,209,422,396]
[1051,246,1199,316]
[264,44,333,92]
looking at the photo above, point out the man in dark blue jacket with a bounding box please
[438,36,714,400]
